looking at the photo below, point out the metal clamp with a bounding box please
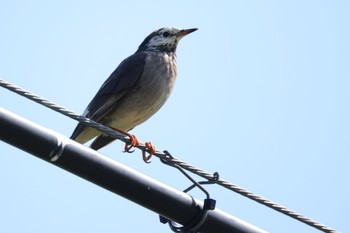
[159,151,218,233]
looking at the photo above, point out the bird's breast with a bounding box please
[107,52,177,131]
[132,53,177,115]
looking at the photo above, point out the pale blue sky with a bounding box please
[1,1,349,233]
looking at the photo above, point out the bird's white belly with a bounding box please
[107,94,168,131]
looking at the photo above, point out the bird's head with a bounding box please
[137,27,197,53]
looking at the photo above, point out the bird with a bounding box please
[70,27,197,161]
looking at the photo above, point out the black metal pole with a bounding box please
[0,107,268,233]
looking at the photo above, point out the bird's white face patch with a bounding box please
[147,27,181,49]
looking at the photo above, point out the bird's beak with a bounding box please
[176,28,198,40]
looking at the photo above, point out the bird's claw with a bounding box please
[124,134,140,153]
[142,142,156,163]
[122,133,155,163]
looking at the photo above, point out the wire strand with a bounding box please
[0,79,338,233]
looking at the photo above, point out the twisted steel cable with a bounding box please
[0,79,338,233]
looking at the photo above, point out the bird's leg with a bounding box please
[109,127,140,153]
[142,142,156,163]
[110,127,156,163]
[124,133,140,153]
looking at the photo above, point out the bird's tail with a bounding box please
[70,123,86,141]
[90,135,116,150]
[70,123,100,145]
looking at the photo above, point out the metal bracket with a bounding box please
[159,151,218,233]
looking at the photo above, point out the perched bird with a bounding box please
[70,27,197,161]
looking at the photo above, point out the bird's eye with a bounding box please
[162,32,170,37]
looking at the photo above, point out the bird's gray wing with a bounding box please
[70,52,147,140]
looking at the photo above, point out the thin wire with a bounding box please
[0,79,338,233]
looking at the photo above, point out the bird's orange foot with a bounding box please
[124,134,140,153]
[142,142,156,163]
[115,128,155,163]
